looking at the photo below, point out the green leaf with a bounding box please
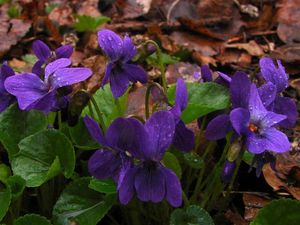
[162,152,182,178]
[21,54,37,65]
[0,164,11,181]
[170,205,214,225]
[184,152,204,169]
[12,129,75,187]
[7,5,21,18]
[250,199,300,225]
[82,84,128,128]
[89,178,117,194]
[74,15,110,32]
[167,82,230,123]
[243,151,254,165]
[0,181,11,221]
[14,214,52,225]
[53,177,116,225]
[69,117,99,150]
[0,104,47,159]
[147,52,179,66]
[6,175,26,200]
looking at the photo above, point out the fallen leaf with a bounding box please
[225,40,264,57]
[276,0,300,43]
[243,193,270,221]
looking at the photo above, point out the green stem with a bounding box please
[144,40,167,92]
[190,141,216,203]
[182,192,190,208]
[115,98,122,115]
[57,111,62,131]
[226,148,246,195]
[90,95,106,132]
[145,84,152,119]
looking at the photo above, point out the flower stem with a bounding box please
[145,84,152,119]
[57,111,62,131]
[144,40,167,93]
[90,95,106,132]
[190,141,216,203]
[182,191,190,208]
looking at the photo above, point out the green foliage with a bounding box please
[147,52,179,66]
[7,5,21,18]
[162,152,182,178]
[14,214,52,225]
[69,117,100,150]
[21,54,38,65]
[53,177,116,225]
[243,151,254,165]
[12,129,75,187]
[74,15,110,32]
[184,152,204,169]
[89,178,117,194]
[250,199,300,225]
[0,181,11,221]
[0,164,11,181]
[82,84,128,128]
[170,205,214,225]
[6,175,25,200]
[45,3,59,14]
[0,104,47,160]
[167,82,230,123]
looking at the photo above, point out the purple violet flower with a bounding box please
[221,160,236,183]
[118,111,182,207]
[230,84,290,154]
[4,58,92,113]
[259,57,298,128]
[32,40,73,76]
[98,29,147,98]
[169,78,195,152]
[84,115,145,185]
[0,64,15,112]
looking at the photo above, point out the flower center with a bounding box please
[248,123,259,133]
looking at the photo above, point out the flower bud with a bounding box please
[221,160,236,183]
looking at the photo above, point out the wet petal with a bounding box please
[110,70,130,98]
[32,60,44,76]
[50,67,92,88]
[249,84,267,122]
[173,120,195,152]
[105,117,145,154]
[230,108,250,135]
[246,133,267,154]
[262,127,290,153]
[134,164,165,203]
[55,45,73,59]
[201,65,212,82]
[161,166,182,207]
[83,116,107,145]
[259,57,288,92]
[4,73,47,110]
[230,71,251,108]
[274,96,298,128]
[88,150,121,179]
[144,111,175,161]
[118,167,137,204]
[98,29,123,62]
[121,35,136,63]
[260,111,286,128]
[45,58,71,82]
[122,64,148,84]
[217,71,232,83]
[102,62,113,87]
[32,40,50,61]
[258,82,277,107]
[26,90,57,113]
[206,114,232,140]
[169,78,188,118]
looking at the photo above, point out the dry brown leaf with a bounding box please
[276,0,300,43]
[225,40,264,57]
[243,193,270,221]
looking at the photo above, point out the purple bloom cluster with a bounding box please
[85,79,195,207]
[206,57,297,155]
[97,29,147,98]
[3,41,92,114]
